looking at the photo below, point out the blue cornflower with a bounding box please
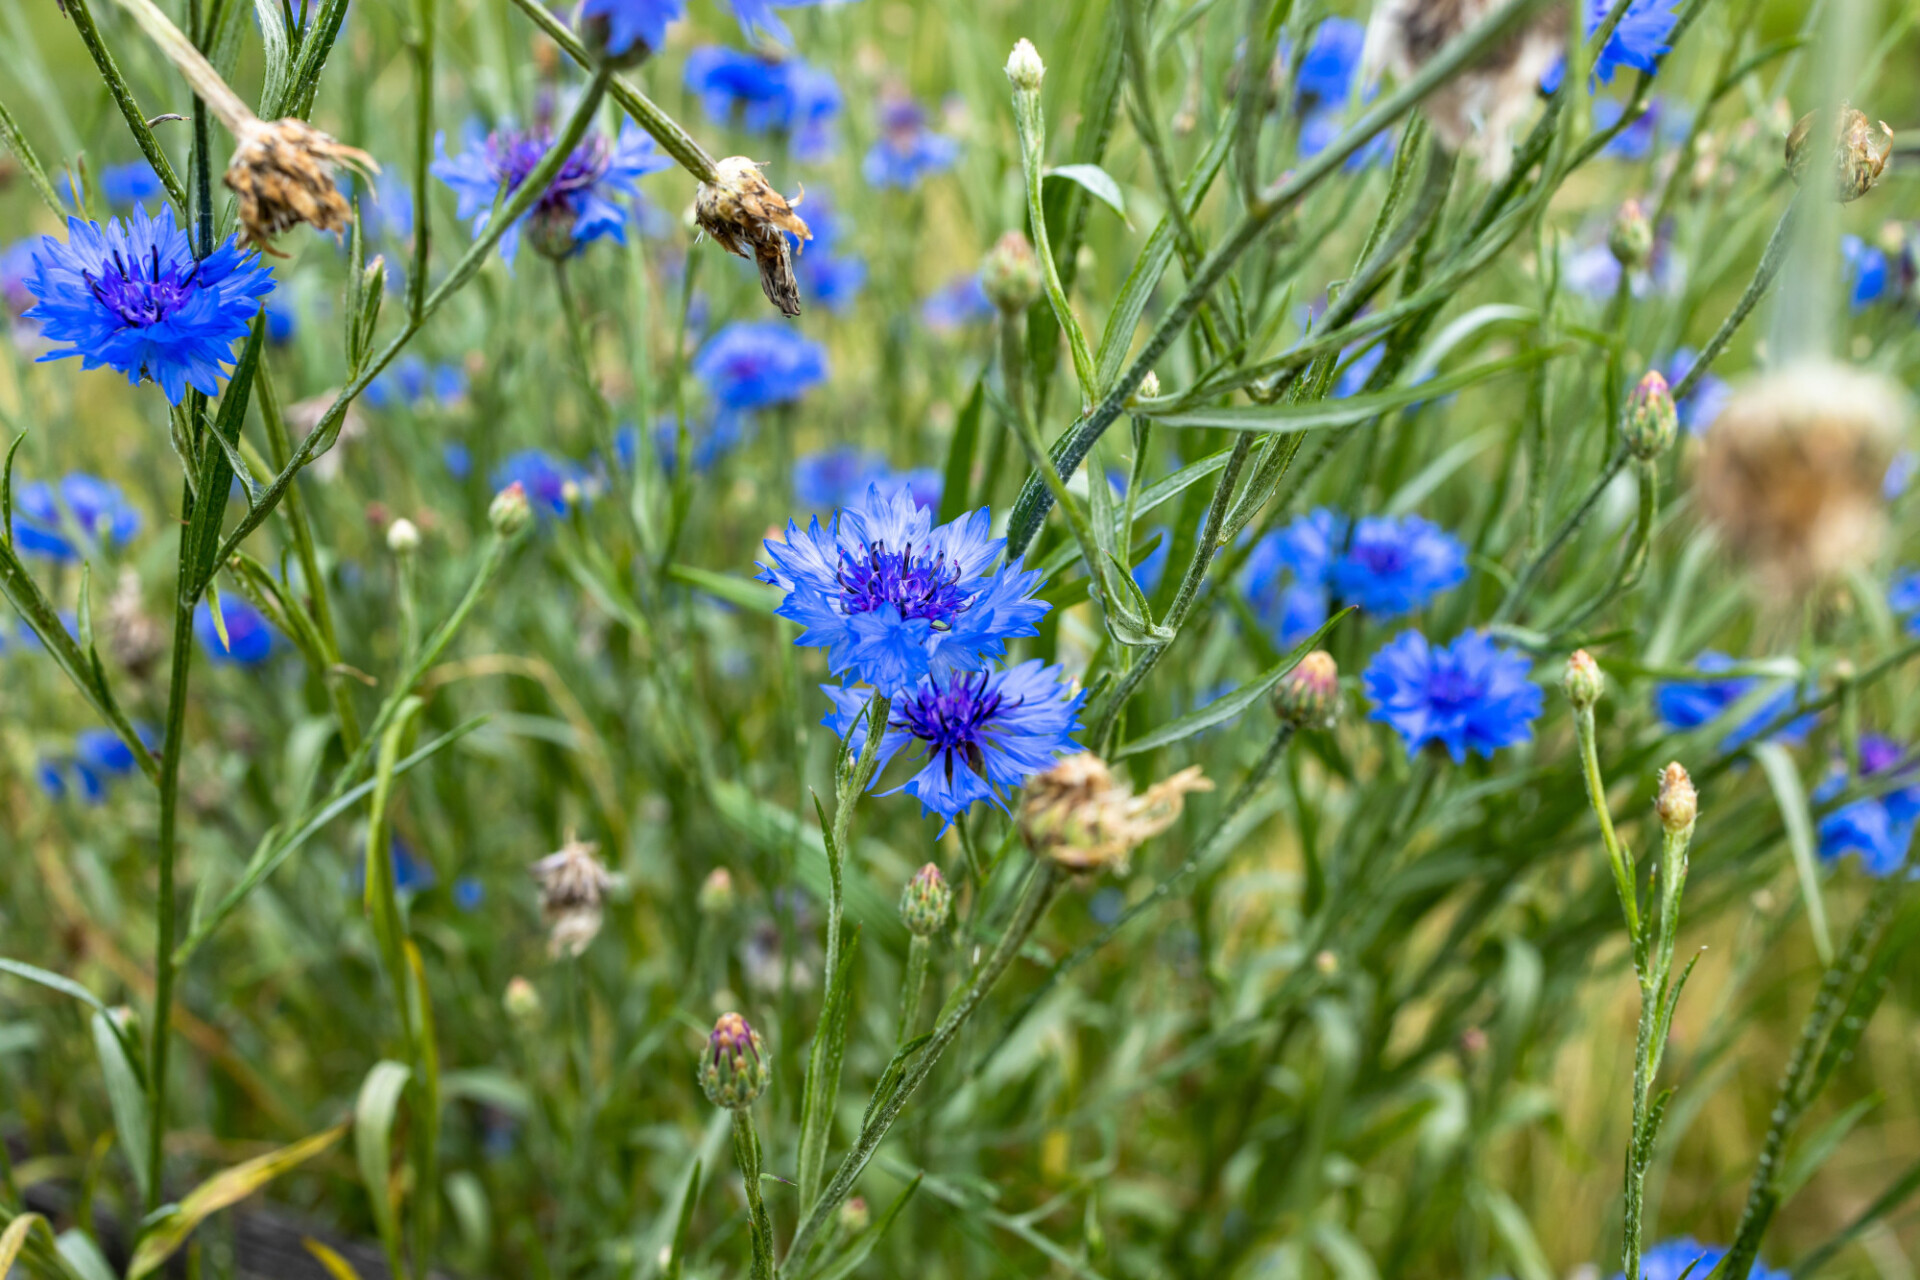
[639,413,745,476]
[576,0,683,58]
[40,724,152,803]
[23,206,275,404]
[364,354,467,409]
[725,0,850,50]
[265,303,296,344]
[1614,1239,1787,1280]
[1544,0,1679,91]
[1662,347,1730,436]
[10,474,141,561]
[863,96,959,190]
[66,162,167,209]
[1885,450,1915,500]
[920,274,994,332]
[1654,652,1814,751]
[1890,569,1920,633]
[454,876,485,910]
[432,119,671,262]
[1815,735,1920,877]
[1242,508,1339,648]
[822,660,1086,827]
[792,447,938,512]
[443,441,473,480]
[196,596,278,666]
[1364,630,1543,762]
[1842,234,1889,310]
[759,486,1049,696]
[792,197,865,312]
[692,322,827,412]
[1293,18,1366,105]
[686,49,843,160]
[492,450,586,517]
[1329,514,1469,616]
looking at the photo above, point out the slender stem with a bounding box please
[1549,458,1658,640]
[733,1108,777,1280]
[145,563,196,1210]
[554,260,644,552]
[406,0,435,321]
[1573,705,1641,946]
[1011,76,1098,406]
[1494,447,1628,625]
[998,314,1100,573]
[60,0,190,211]
[1672,198,1798,407]
[897,935,931,1046]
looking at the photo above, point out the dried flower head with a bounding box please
[1655,761,1697,836]
[1785,106,1893,203]
[694,156,812,317]
[1018,753,1214,873]
[1695,359,1911,593]
[530,832,613,957]
[1361,0,1563,179]
[699,1012,769,1109]
[227,117,376,248]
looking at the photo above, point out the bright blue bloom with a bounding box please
[265,303,295,344]
[492,450,586,517]
[11,474,141,561]
[1329,514,1469,616]
[725,0,851,50]
[24,206,275,404]
[454,876,485,910]
[823,660,1086,827]
[1543,0,1679,91]
[577,0,683,57]
[1663,347,1730,436]
[685,49,843,159]
[1842,235,1889,310]
[195,595,277,666]
[443,441,473,480]
[432,120,671,262]
[759,486,1049,697]
[1654,652,1814,751]
[1364,630,1542,762]
[1613,1239,1787,1280]
[863,97,959,190]
[1294,18,1366,105]
[921,274,993,332]
[364,354,467,409]
[692,322,827,412]
[793,448,938,513]
[1815,736,1920,877]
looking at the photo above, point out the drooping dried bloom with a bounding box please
[1623,370,1678,461]
[694,156,812,317]
[1695,359,1911,593]
[899,863,952,936]
[1361,0,1562,179]
[980,230,1041,314]
[227,117,377,247]
[699,1012,770,1109]
[1274,650,1341,728]
[1561,649,1604,711]
[1018,753,1213,873]
[1655,762,1697,836]
[530,832,613,957]
[1785,106,1893,203]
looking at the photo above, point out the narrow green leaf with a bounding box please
[0,1213,53,1278]
[667,563,780,614]
[0,96,64,216]
[798,924,862,1213]
[89,1011,151,1206]
[205,578,233,656]
[1044,164,1128,224]
[1753,742,1833,964]
[814,1173,923,1280]
[1779,1094,1880,1201]
[1,431,25,551]
[353,1060,413,1269]
[937,378,985,525]
[664,1160,701,1280]
[57,1229,117,1280]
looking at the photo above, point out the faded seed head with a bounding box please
[1786,105,1893,203]
[226,117,376,248]
[530,832,613,958]
[1018,753,1213,873]
[694,156,812,317]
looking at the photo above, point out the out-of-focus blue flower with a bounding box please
[11,474,141,561]
[432,120,671,262]
[195,595,278,666]
[66,162,167,209]
[1613,1239,1787,1280]
[1884,450,1915,500]
[1566,222,1679,300]
[1298,107,1396,171]
[921,274,993,332]
[74,726,140,778]
[792,447,938,512]
[1364,630,1542,762]
[862,96,959,190]
[1242,509,1339,648]
[1334,342,1386,398]
[357,168,417,242]
[1132,527,1173,598]
[790,196,864,312]
[492,450,586,517]
[2,241,37,316]
[39,724,153,805]
[1654,652,1814,751]
[724,0,850,50]
[759,487,1049,696]
[693,322,827,412]
[265,303,296,344]
[1842,234,1889,310]
[639,414,745,476]
[1890,569,1920,633]
[23,206,275,404]
[823,661,1086,828]
[576,0,683,58]
[1543,0,1679,91]
[364,354,467,409]
[1815,736,1920,877]
[1662,347,1730,436]
[454,876,485,910]
[1594,96,1688,160]
[685,49,843,160]
[1329,514,1469,616]
[1293,17,1366,105]
[443,441,473,480]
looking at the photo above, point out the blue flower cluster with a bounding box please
[1242,508,1468,648]
[686,47,842,160]
[10,474,141,561]
[693,321,827,412]
[863,96,959,190]
[1364,630,1542,762]
[37,725,151,804]
[1816,735,1920,877]
[1655,652,1813,751]
[195,596,279,666]
[1614,1239,1786,1280]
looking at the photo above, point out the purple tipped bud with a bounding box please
[1561,649,1604,711]
[1273,651,1339,728]
[700,1012,770,1109]
[839,1197,871,1234]
[1656,762,1697,837]
[489,481,532,537]
[899,863,952,937]
[981,230,1042,314]
[1608,199,1653,270]
[1623,370,1678,461]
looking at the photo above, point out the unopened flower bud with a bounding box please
[1273,651,1339,728]
[1622,370,1678,461]
[1006,38,1045,92]
[227,117,376,247]
[386,517,420,555]
[839,1197,870,1235]
[1459,1026,1488,1056]
[1785,105,1893,203]
[899,863,952,937]
[980,230,1041,314]
[1314,949,1339,975]
[1608,199,1653,270]
[700,1012,770,1109]
[1656,762,1697,837]
[503,975,544,1027]
[1562,649,1604,711]
[489,481,532,537]
[694,156,812,317]
[697,867,736,916]
[1135,370,1161,402]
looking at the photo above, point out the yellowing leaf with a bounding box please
[303,1236,368,1280]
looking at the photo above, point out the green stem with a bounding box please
[1012,79,1098,407]
[897,935,931,1046]
[1673,198,1798,407]
[554,259,645,553]
[60,0,190,211]
[733,1108,777,1280]
[998,314,1100,572]
[406,0,435,320]
[1573,704,1641,947]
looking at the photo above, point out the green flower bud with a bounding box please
[697,867,736,916]
[503,975,544,1029]
[1656,762,1697,837]
[981,230,1042,314]
[1273,651,1339,728]
[1622,370,1678,461]
[1561,649,1604,711]
[1006,38,1045,92]
[899,863,952,937]
[489,481,533,537]
[839,1197,871,1235]
[700,1012,770,1110]
[1608,199,1653,270]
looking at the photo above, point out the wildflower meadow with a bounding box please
[3,0,1920,1275]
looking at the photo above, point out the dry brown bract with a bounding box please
[694,156,812,317]
[530,832,614,958]
[1019,754,1215,874]
[226,118,377,249]
[1785,105,1893,204]
[1695,359,1911,595]
[1361,0,1563,179]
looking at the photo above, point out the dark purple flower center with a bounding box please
[893,672,1015,779]
[838,541,968,626]
[87,245,200,329]
[486,129,610,219]
[1424,666,1488,712]
[1350,540,1406,574]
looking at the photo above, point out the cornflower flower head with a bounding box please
[10,475,141,561]
[725,0,849,49]
[1292,17,1366,106]
[920,274,994,332]
[1614,1240,1788,1280]
[1815,735,1920,877]
[793,447,938,513]
[491,450,587,518]
[575,0,683,61]
[23,206,275,404]
[432,120,670,262]
[1889,568,1920,633]
[1842,234,1890,310]
[1541,0,1680,93]
[759,486,1048,695]
[1364,630,1542,762]
[1654,652,1815,751]
[862,95,959,190]
[1241,508,1340,648]
[685,49,843,160]
[824,661,1087,828]
[1663,347,1730,436]
[195,596,278,666]
[1329,514,1469,616]
[693,322,827,412]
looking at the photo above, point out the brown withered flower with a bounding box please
[1018,754,1214,874]
[1361,0,1563,179]
[226,117,376,247]
[1694,358,1912,595]
[694,156,812,317]
[530,832,614,958]
[1785,105,1893,203]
